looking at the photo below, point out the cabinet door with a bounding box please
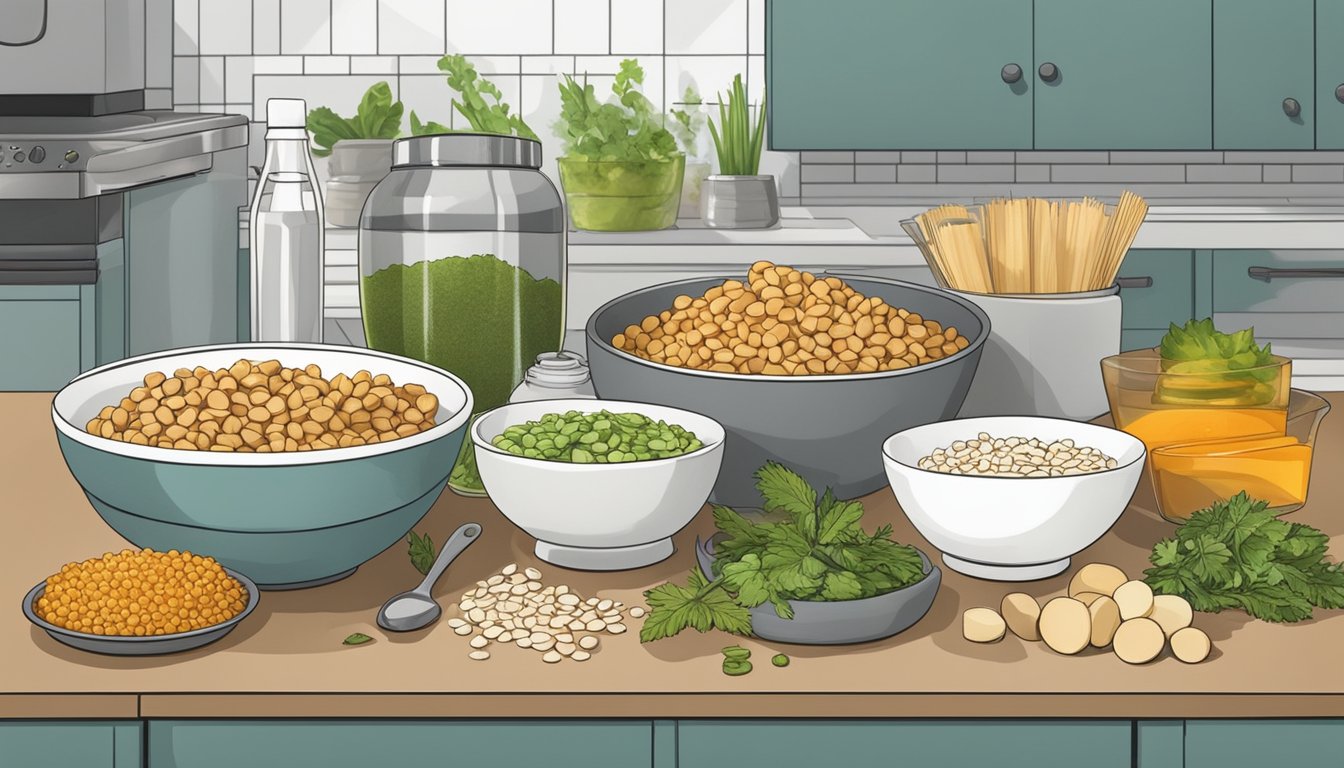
[1117,250,1194,332]
[1184,720,1344,766]
[1034,0,1212,149]
[0,287,86,391]
[0,721,141,768]
[1213,0,1313,149]
[1318,0,1344,148]
[767,0,1033,150]
[148,720,654,768]
[677,720,1132,768]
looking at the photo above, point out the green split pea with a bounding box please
[491,409,703,464]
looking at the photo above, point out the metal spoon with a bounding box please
[377,522,481,632]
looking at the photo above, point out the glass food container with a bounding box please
[509,351,597,403]
[359,134,566,496]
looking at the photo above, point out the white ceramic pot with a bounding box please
[952,286,1122,421]
[678,161,713,219]
[700,174,780,229]
[325,139,393,227]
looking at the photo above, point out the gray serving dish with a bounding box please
[23,566,260,656]
[586,274,988,507]
[695,534,941,645]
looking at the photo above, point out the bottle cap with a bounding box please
[265,98,307,128]
[525,352,591,388]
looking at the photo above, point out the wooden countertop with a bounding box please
[3,392,1342,720]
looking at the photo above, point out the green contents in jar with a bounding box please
[360,253,564,493]
[490,409,703,463]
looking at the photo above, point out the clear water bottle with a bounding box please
[249,98,325,342]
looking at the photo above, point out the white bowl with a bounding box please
[881,416,1146,581]
[471,399,725,571]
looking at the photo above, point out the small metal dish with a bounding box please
[22,567,260,656]
[695,534,941,645]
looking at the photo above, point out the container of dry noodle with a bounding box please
[902,193,1148,421]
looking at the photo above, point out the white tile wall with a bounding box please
[444,0,552,54]
[282,0,333,55]
[199,0,251,54]
[254,0,281,54]
[333,0,379,54]
[665,0,746,54]
[554,0,610,55]
[610,0,663,54]
[379,0,446,54]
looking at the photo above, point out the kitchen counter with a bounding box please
[3,392,1343,721]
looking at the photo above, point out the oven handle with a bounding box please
[1249,266,1344,282]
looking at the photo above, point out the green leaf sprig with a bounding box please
[640,463,926,643]
[707,74,767,176]
[434,55,538,140]
[668,87,707,159]
[1155,318,1279,405]
[1143,492,1344,623]
[305,81,404,157]
[407,531,435,576]
[555,58,680,162]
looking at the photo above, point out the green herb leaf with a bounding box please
[820,571,865,601]
[343,632,373,646]
[407,531,435,576]
[816,498,865,545]
[435,55,538,140]
[754,462,818,530]
[555,58,680,162]
[408,110,451,136]
[639,569,751,643]
[305,106,361,157]
[305,82,404,156]
[720,553,774,609]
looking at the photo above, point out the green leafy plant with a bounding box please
[555,59,680,162]
[305,81,404,157]
[407,531,435,576]
[640,463,926,643]
[432,54,537,139]
[707,74,767,175]
[668,87,707,159]
[343,632,373,646]
[1155,318,1280,405]
[1144,492,1344,623]
[409,111,451,136]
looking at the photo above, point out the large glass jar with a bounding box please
[359,134,566,496]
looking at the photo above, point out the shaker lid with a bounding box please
[393,133,542,170]
[525,352,592,388]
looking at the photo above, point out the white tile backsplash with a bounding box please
[225,57,255,103]
[351,55,401,74]
[521,56,579,75]
[174,0,199,54]
[665,55,746,106]
[253,75,392,118]
[199,0,251,54]
[665,0,746,54]
[378,0,446,54]
[333,0,379,54]
[253,56,305,74]
[747,0,764,54]
[305,56,353,74]
[281,0,333,55]
[173,56,200,103]
[609,0,663,54]
[254,0,281,54]
[199,56,225,103]
[554,0,610,54]
[396,75,454,128]
[444,0,552,54]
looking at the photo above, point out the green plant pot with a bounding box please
[557,155,685,232]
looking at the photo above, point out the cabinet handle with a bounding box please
[1001,63,1023,84]
[1336,84,1344,104]
[1248,266,1344,283]
[1116,276,1153,289]
[1038,62,1059,83]
[1282,98,1301,117]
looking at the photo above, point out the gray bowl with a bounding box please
[23,567,259,656]
[51,343,473,590]
[586,274,989,506]
[695,534,941,645]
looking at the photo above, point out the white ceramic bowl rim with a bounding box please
[586,274,991,383]
[471,398,726,467]
[51,342,474,467]
[881,415,1147,482]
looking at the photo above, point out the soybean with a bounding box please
[491,410,703,464]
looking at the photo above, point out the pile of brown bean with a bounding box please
[610,261,970,375]
[84,359,439,452]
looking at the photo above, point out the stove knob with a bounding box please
[13,151,24,163]
[28,146,45,164]
[64,150,79,163]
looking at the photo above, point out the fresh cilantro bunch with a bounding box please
[640,463,926,643]
[1144,492,1344,623]
[427,55,537,140]
[305,82,404,157]
[555,59,680,162]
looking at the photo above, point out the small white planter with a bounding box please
[325,139,393,228]
[700,174,780,229]
[678,161,713,220]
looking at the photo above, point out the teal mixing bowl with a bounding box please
[51,343,473,589]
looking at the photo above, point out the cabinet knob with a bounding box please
[1336,84,1344,104]
[1283,97,1301,117]
[1038,62,1059,83]
[1001,63,1023,84]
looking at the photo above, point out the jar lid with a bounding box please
[393,133,542,170]
[525,352,591,388]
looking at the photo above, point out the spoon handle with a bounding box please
[416,523,482,594]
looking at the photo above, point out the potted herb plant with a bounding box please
[306,82,403,227]
[554,59,685,232]
[702,74,778,229]
[426,54,538,139]
[669,87,712,220]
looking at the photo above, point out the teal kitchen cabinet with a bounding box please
[1213,0,1314,149]
[0,285,96,391]
[676,720,1133,768]
[1117,249,1196,351]
[1317,0,1344,149]
[0,721,141,768]
[767,0,1033,150]
[1033,0,1212,150]
[147,720,656,768]
[1184,720,1344,766]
